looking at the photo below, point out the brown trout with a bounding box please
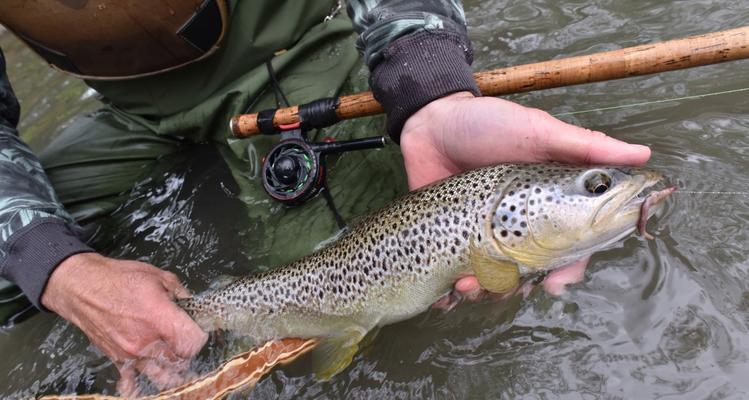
[179,164,672,378]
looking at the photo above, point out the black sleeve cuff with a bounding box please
[369,30,481,143]
[0,218,94,310]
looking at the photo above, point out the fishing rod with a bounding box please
[230,25,749,138]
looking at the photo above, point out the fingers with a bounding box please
[149,268,206,358]
[169,319,209,359]
[539,116,651,166]
[542,257,590,296]
[135,357,190,390]
[453,276,483,302]
[118,342,193,395]
[431,291,462,310]
[156,304,208,359]
[146,269,207,363]
[452,256,590,305]
[159,270,192,299]
[116,363,140,398]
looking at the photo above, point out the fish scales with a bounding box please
[179,163,671,377]
[181,166,513,338]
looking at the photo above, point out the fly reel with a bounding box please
[261,130,385,206]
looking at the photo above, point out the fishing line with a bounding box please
[552,86,749,117]
[550,87,749,198]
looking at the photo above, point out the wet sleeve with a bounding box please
[346,0,480,142]
[0,49,93,309]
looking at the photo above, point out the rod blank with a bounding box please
[231,26,749,138]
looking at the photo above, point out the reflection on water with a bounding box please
[3,0,749,398]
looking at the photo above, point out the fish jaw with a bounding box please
[488,166,672,271]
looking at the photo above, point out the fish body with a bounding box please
[179,164,670,377]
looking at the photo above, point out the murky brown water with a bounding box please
[2,1,749,398]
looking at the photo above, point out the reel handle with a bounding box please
[311,136,386,155]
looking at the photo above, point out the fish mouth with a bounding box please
[593,170,663,228]
[586,170,672,249]
[545,177,674,268]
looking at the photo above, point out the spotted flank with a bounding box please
[179,163,672,380]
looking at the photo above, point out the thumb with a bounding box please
[159,271,192,300]
[158,303,209,359]
[541,121,651,166]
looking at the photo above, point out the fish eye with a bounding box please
[584,172,612,195]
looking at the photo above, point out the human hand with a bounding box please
[41,253,208,396]
[401,92,650,300]
[399,91,651,190]
[447,257,590,303]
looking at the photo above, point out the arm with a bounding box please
[347,0,649,185]
[347,0,480,141]
[0,49,206,394]
[0,49,93,308]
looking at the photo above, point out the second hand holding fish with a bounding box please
[399,91,653,299]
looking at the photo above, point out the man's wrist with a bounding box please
[369,30,480,143]
[1,218,94,310]
[401,91,476,148]
[40,252,99,316]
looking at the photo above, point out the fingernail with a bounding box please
[174,287,192,299]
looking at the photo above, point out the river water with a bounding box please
[2,1,749,398]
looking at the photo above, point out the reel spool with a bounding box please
[261,131,385,206]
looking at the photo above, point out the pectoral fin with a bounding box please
[470,243,520,293]
[308,326,366,380]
